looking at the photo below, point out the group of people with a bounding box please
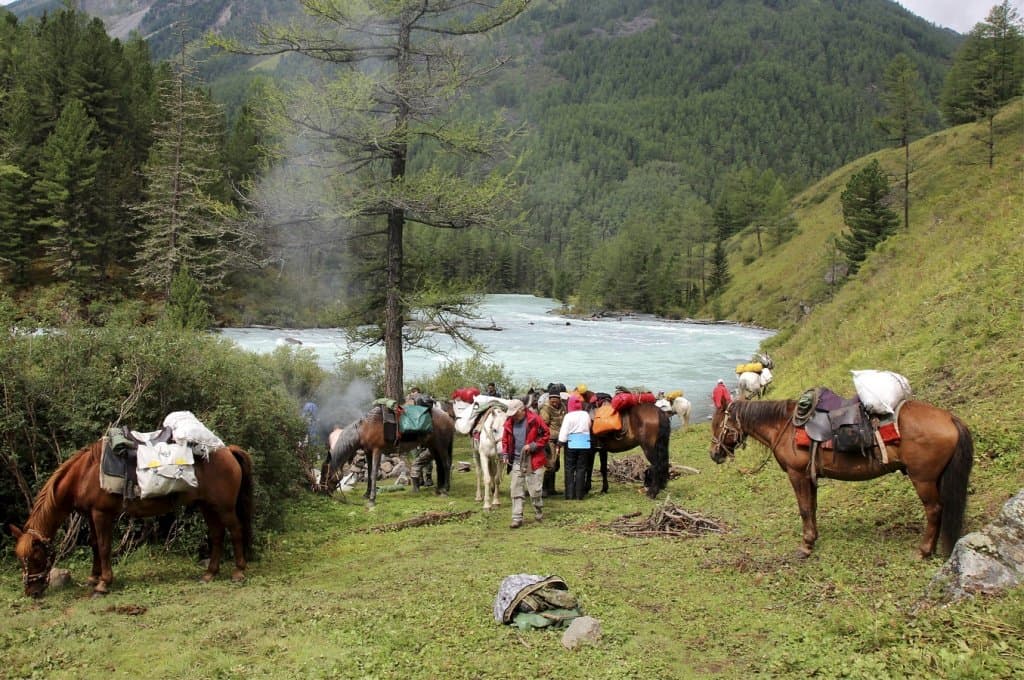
[305,377,736,530]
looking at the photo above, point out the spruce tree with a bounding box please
[838,160,899,274]
[132,45,255,300]
[31,98,104,288]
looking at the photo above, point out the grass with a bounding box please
[3,428,1023,679]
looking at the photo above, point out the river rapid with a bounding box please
[218,294,774,422]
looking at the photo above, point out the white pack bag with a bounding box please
[136,442,198,498]
[851,370,912,415]
[162,411,224,458]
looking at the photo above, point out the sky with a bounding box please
[0,0,1019,34]
[897,0,1021,33]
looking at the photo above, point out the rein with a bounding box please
[712,403,747,456]
[21,528,55,587]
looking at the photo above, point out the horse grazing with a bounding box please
[669,396,692,428]
[709,399,973,558]
[473,406,509,510]
[326,404,454,507]
[11,440,254,597]
[591,402,671,499]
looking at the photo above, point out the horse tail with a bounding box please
[229,445,255,561]
[645,408,671,499]
[939,416,974,555]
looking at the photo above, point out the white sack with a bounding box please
[851,370,912,415]
[137,442,197,498]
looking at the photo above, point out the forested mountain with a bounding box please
[2,0,1003,325]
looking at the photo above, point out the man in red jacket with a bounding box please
[501,399,550,528]
[712,379,733,410]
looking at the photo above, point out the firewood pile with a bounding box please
[607,454,699,483]
[604,499,728,539]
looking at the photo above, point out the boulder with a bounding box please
[928,490,1024,602]
[561,615,602,650]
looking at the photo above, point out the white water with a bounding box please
[218,294,774,421]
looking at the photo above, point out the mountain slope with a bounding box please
[717,100,1023,448]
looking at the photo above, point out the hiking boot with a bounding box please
[509,519,522,529]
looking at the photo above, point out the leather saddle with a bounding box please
[795,388,875,455]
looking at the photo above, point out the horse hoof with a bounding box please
[230,570,246,582]
[795,548,813,560]
[87,576,99,586]
[201,573,215,583]
[90,590,108,599]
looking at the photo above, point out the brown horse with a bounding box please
[10,440,254,597]
[591,402,671,499]
[709,399,973,558]
[326,404,454,507]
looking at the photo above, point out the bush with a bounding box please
[0,310,307,535]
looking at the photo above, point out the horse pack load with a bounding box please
[100,411,225,499]
[399,404,433,435]
[851,369,913,415]
[591,403,622,435]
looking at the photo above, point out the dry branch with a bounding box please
[362,510,474,533]
[604,499,729,539]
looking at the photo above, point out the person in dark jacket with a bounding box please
[538,391,567,497]
[501,399,550,528]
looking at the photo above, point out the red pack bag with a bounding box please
[611,392,639,412]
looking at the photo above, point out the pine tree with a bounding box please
[877,55,925,231]
[940,2,1024,129]
[217,1,532,400]
[838,160,899,274]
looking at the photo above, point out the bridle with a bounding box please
[711,403,747,458]
[21,528,55,588]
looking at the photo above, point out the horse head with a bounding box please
[10,525,55,598]
[709,404,745,463]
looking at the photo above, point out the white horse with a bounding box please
[473,406,508,510]
[737,367,773,399]
[655,395,692,429]
[451,395,514,509]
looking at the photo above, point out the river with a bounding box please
[218,294,774,421]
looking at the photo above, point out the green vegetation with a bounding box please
[2,427,1021,678]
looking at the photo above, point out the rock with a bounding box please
[561,616,602,650]
[48,568,73,590]
[928,490,1024,602]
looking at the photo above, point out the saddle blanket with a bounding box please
[794,419,901,449]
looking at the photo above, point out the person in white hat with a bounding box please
[713,379,733,410]
[501,399,551,528]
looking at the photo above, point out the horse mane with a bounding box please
[732,399,794,429]
[329,421,364,469]
[26,442,98,531]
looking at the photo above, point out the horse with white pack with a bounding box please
[451,393,516,508]
[655,389,691,429]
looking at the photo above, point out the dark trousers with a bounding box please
[563,447,589,500]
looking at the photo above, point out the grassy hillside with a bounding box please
[714,100,1024,453]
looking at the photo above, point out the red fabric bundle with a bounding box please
[451,387,480,402]
[638,392,656,404]
[611,392,639,411]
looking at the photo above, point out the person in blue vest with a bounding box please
[301,400,319,445]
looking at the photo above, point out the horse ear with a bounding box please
[9,524,23,539]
